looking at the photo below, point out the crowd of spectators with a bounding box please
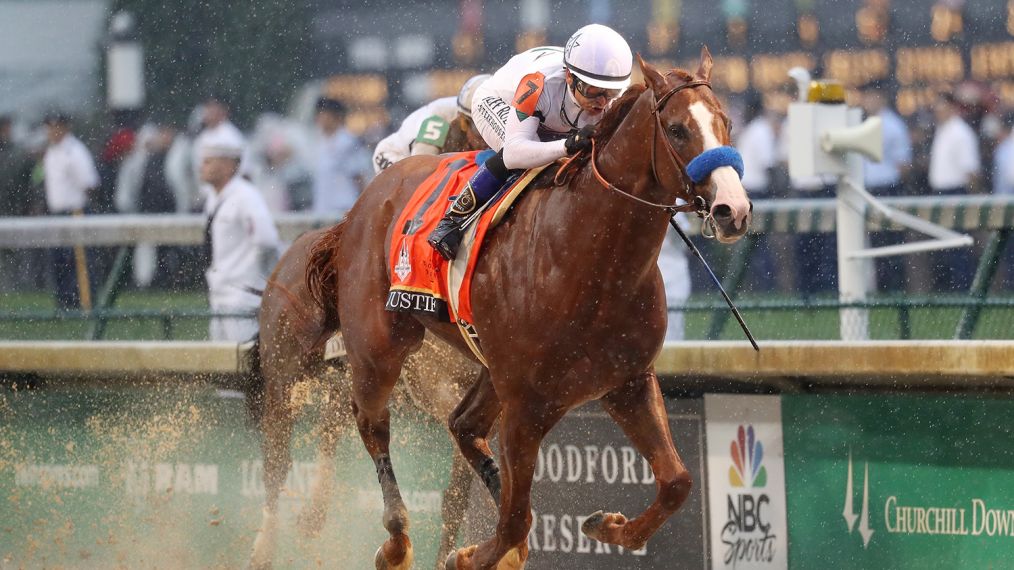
[0,93,374,306]
[716,79,1014,297]
[0,80,1012,310]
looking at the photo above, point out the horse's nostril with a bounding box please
[711,204,732,219]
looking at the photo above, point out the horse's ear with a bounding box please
[637,53,666,92]
[696,46,714,82]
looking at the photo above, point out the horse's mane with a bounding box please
[544,67,698,187]
[592,67,695,142]
[592,83,647,143]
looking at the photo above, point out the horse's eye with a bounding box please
[668,124,689,140]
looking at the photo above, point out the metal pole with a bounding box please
[72,210,93,312]
[87,246,133,340]
[955,229,1010,339]
[835,108,870,340]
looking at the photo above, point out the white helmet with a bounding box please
[564,24,633,90]
[457,74,491,117]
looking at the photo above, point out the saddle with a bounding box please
[386,151,546,365]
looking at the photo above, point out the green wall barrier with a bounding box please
[0,384,455,568]
[7,385,1014,569]
[781,394,1014,569]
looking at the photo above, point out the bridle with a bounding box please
[554,76,761,349]
[583,79,718,237]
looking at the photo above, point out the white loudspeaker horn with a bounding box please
[820,116,884,162]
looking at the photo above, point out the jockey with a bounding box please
[428,23,632,260]
[372,73,491,174]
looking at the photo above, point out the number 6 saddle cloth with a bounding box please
[385,151,546,365]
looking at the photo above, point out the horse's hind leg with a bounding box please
[582,370,692,551]
[435,451,473,570]
[249,365,298,570]
[447,401,565,570]
[298,369,352,537]
[448,370,502,503]
[346,320,425,570]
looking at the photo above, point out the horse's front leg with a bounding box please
[582,369,693,551]
[346,314,421,567]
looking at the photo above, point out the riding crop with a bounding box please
[668,216,759,351]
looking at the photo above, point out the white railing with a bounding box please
[1,195,1012,248]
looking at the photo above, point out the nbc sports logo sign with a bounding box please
[706,395,788,570]
[729,425,767,488]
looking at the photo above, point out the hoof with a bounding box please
[375,535,414,570]
[497,546,527,569]
[581,510,628,543]
[444,545,477,570]
[296,505,327,538]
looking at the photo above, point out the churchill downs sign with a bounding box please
[781,394,1014,570]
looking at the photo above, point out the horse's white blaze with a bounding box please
[688,101,750,232]
[689,102,722,151]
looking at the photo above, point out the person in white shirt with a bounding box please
[312,97,372,214]
[733,92,777,292]
[778,115,838,295]
[928,91,981,291]
[991,114,1014,290]
[861,82,912,195]
[192,95,248,209]
[859,81,913,292]
[657,215,692,341]
[428,24,633,259]
[199,127,280,342]
[991,114,1014,196]
[42,112,100,309]
[737,93,777,198]
[928,92,980,195]
[372,74,491,174]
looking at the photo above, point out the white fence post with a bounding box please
[836,108,870,340]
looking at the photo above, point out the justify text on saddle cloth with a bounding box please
[472,46,597,169]
[385,151,537,328]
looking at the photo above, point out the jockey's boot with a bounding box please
[427,163,505,260]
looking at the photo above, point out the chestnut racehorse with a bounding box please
[247,114,488,570]
[307,49,752,570]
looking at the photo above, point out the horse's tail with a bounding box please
[306,222,345,338]
[240,334,265,425]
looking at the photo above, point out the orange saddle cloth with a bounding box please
[385,151,535,327]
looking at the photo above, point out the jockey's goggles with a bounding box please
[573,79,621,102]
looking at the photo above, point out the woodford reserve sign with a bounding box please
[461,398,709,569]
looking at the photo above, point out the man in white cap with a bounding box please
[372,73,491,173]
[199,127,280,342]
[428,23,633,259]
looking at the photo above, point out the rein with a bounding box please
[555,76,760,350]
[575,79,718,237]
